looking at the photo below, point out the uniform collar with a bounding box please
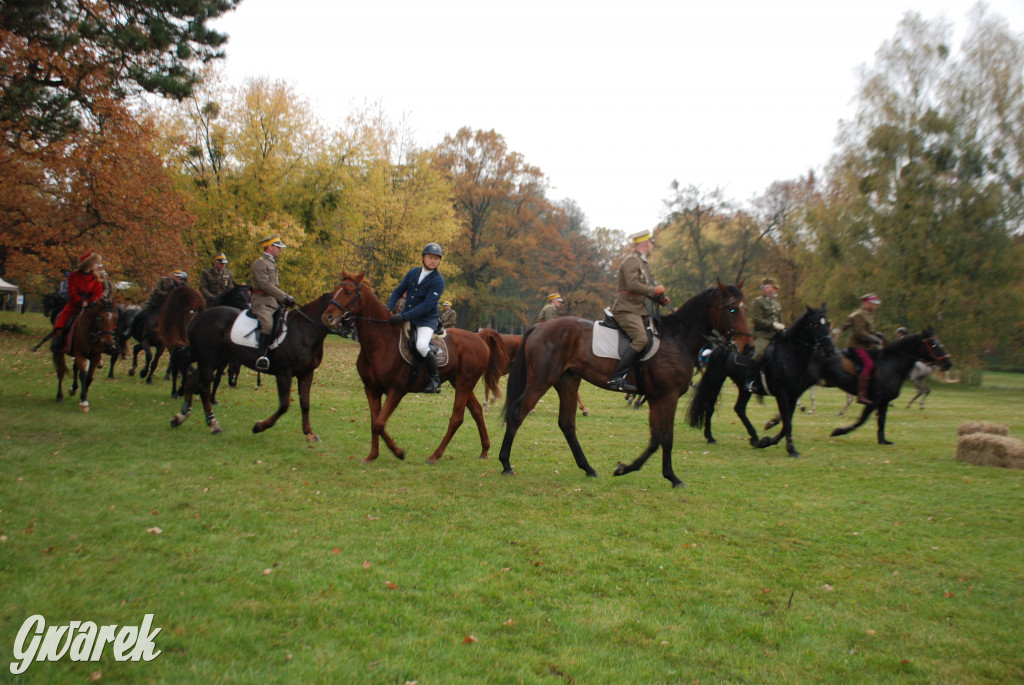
[262,252,276,263]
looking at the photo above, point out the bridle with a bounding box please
[85,303,118,351]
[920,335,951,364]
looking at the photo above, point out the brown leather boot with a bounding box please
[856,373,873,405]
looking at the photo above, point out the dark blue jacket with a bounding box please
[386,267,445,328]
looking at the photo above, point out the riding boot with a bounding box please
[607,347,641,392]
[422,351,441,393]
[255,330,271,371]
[51,328,64,353]
[856,372,872,405]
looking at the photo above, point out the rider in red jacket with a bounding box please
[52,252,104,351]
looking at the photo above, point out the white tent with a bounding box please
[0,277,18,293]
[0,277,20,312]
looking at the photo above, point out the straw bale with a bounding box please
[956,421,1009,437]
[956,433,1024,469]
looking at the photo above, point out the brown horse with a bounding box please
[158,286,206,398]
[52,301,120,411]
[320,273,509,464]
[479,330,590,415]
[499,281,753,487]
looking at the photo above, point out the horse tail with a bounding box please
[503,327,535,426]
[687,345,731,429]
[479,328,510,401]
[157,286,206,348]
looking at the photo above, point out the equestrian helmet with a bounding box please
[422,243,443,258]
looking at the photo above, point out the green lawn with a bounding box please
[0,312,1021,684]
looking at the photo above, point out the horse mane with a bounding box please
[660,286,725,338]
[158,286,206,348]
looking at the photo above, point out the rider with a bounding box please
[386,243,446,393]
[143,269,189,311]
[199,252,236,305]
[440,300,457,329]
[844,293,883,405]
[52,252,104,351]
[608,229,668,392]
[744,277,786,390]
[536,292,563,323]
[251,235,295,371]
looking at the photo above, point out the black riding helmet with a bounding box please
[422,243,443,258]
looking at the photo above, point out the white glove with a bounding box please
[773,322,786,331]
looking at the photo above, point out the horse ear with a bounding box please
[736,278,744,289]
[821,302,827,315]
[354,273,365,283]
[716,278,725,291]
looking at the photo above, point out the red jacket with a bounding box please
[54,270,103,329]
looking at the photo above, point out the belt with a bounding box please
[617,290,645,300]
[252,289,269,296]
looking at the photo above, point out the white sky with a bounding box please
[210,0,1024,233]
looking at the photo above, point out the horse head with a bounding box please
[919,328,953,371]
[711,279,754,354]
[86,301,120,355]
[322,272,366,330]
[795,303,836,360]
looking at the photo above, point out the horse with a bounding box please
[686,305,835,458]
[478,330,591,416]
[102,304,139,380]
[320,273,510,464]
[822,330,952,444]
[170,292,343,440]
[498,281,753,487]
[125,305,165,383]
[52,301,119,411]
[157,286,206,397]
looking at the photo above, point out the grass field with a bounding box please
[0,312,1021,684]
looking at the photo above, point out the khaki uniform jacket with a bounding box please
[611,251,660,352]
[200,266,235,301]
[536,302,559,323]
[440,308,457,328]
[251,253,287,333]
[751,295,784,359]
[143,275,183,311]
[845,308,878,349]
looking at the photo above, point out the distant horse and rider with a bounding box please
[51,301,120,412]
[499,281,754,487]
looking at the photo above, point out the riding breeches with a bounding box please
[854,348,874,378]
[614,312,648,353]
[251,295,279,334]
[413,326,433,357]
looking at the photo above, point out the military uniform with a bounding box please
[200,265,235,303]
[251,253,289,335]
[845,307,879,349]
[611,252,661,353]
[751,294,784,361]
[143,274,185,311]
[536,302,559,323]
[440,307,457,328]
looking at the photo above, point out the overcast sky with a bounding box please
[210,0,1024,233]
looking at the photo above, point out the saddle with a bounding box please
[397,324,450,368]
[841,348,877,376]
[230,309,288,350]
[593,310,659,360]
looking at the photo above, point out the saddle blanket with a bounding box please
[230,310,288,350]
[591,321,660,361]
[397,326,450,367]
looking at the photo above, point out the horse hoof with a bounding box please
[789,452,802,459]
[79,402,89,413]
[707,437,717,445]
[586,471,598,478]
[478,453,488,460]
[252,422,263,434]
[830,429,843,437]
[394,450,405,461]
[582,411,589,417]
[171,414,184,428]
[211,421,223,435]
[425,457,438,465]
[671,480,686,488]
[306,433,320,443]
[613,462,628,476]
[879,439,893,445]
[361,455,378,463]
[501,468,515,476]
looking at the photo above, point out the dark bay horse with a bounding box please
[158,286,207,398]
[499,281,754,487]
[52,301,119,411]
[320,273,510,464]
[686,305,835,458]
[478,330,590,415]
[822,330,952,444]
[171,293,341,440]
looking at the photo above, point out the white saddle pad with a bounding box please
[591,322,660,360]
[230,310,288,350]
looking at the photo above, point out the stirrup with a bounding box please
[607,376,637,393]
[424,376,441,393]
[255,356,270,371]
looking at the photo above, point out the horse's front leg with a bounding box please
[426,383,472,464]
[876,401,893,445]
[465,391,490,459]
[831,403,874,437]
[734,388,761,446]
[614,398,684,488]
[297,371,319,442]
[364,386,405,461]
[77,354,97,412]
[53,351,66,403]
[554,379,596,477]
[252,373,292,434]
[776,395,801,458]
[171,367,199,429]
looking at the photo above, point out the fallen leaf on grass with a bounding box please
[146,527,163,535]
[462,635,478,644]
[385,581,398,589]
[331,547,341,555]
[362,561,372,569]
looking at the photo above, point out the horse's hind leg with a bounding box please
[297,371,319,442]
[426,385,474,464]
[171,369,197,428]
[555,379,596,477]
[53,352,66,403]
[465,391,490,459]
[876,402,893,445]
[837,393,855,416]
[831,403,874,438]
[253,373,292,434]
[496,381,550,476]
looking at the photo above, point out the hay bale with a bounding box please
[956,421,1009,437]
[956,433,1024,469]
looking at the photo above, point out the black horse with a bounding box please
[822,329,952,444]
[171,293,343,440]
[103,304,140,379]
[208,284,251,390]
[687,305,835,458]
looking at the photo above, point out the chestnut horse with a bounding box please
[320,273,510,464]
[52,301,120,411]
[157,285,206,398]
[499,281,753,487]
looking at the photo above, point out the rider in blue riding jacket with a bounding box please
[386,243,445,393]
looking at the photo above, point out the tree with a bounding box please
[1,0,239,144]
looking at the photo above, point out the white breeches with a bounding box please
[414,326,433,356]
